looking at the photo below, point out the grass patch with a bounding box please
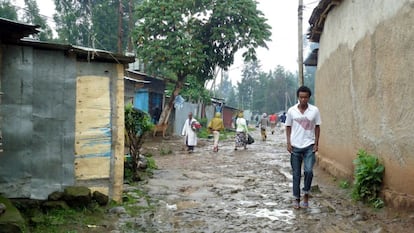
[198,128,236,140]
[339,180,351,189]
[26,205,110,233]
[159,147,173,155]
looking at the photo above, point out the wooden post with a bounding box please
[298,0,304,86]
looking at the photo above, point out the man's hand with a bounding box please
[313,144,318,152]
[287,143,292,153]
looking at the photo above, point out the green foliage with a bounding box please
[54,0,141,52]
[197,117,208,128]
[125,103,153,138]
[134,0,271,92]
[26,207,108,233]
[125,103,154,181]
[159,148,172,156]
[120,188,157,232]
[220,130,235,140]
[339,180,350,189]
[0,0,18,20]
[146,156,158,170]
[235,62,297,113]
[214,73,237,106]
[197,127,235,140]
[352,149,385,208]
[197,127,210,139]
[22,0,53,41]
[180,75,213,103]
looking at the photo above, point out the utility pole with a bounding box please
[117,0,123,54]
[298,0,304,86]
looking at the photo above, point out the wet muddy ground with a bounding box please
[115,127,414,233]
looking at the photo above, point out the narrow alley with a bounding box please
[116,127,414,233]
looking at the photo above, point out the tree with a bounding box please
[134,0,271,125]
[235,64,298,114]
[226,86,238,108]
[238,60,261,110]
[54,0,91,45]
[180,74,211,104]
[22,0,53,41]
[214,72,233,99]
[0,0,18,20]
[54,0,140,52]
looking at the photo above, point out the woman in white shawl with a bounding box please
[182,112,198,153]
[234,112,249,150]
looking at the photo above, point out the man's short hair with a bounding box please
[296,86,312,97]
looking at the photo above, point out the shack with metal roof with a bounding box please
[0,18,134,202]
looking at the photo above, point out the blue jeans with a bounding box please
[290,144,315,199]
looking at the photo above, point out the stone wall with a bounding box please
[315,0,414,208]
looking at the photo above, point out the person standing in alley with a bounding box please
[279,112,286,124]
[234,112,248,150]
[182,112,198,153]
[208,112,225,152]
[260,113,269,141]
[285,86,321,209]
[269,113,278,135]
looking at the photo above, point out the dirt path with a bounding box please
[117,128,414,233]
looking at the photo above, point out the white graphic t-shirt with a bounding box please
[285,103,321,148]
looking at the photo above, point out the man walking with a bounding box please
[285,86,321,209]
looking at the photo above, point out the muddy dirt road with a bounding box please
[117,128,414,233]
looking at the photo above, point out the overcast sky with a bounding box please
[14,0,318,84]
[228,0,318,83]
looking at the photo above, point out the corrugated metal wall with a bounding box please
[0,45,76,199]
[0,45,124,201]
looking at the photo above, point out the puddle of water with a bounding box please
[238,200,258,207]
[263,201,278,206]
[238,208,295,223]
[175,200,199,209]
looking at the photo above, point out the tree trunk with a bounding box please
[127,0,133,53]
[127,130,144,181]
[158,75,185,125]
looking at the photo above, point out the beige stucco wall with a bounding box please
[315,0,414,208]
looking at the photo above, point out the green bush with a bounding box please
[197,127,210,138]
[125,103,154,181]
[197,117,208,127]
[352,149,385,208]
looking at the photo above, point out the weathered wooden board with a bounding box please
[75,76,111,180]
[74,157,110,180]
[111,64,125,202]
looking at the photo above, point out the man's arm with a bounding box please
[314,125,320,152]
[286,126,292,153]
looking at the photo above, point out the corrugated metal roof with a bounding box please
[124,76,151,83]
[18,38,135,64]
[0,17,39,43]
[1,18,135,64]
[307,0,344,42]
